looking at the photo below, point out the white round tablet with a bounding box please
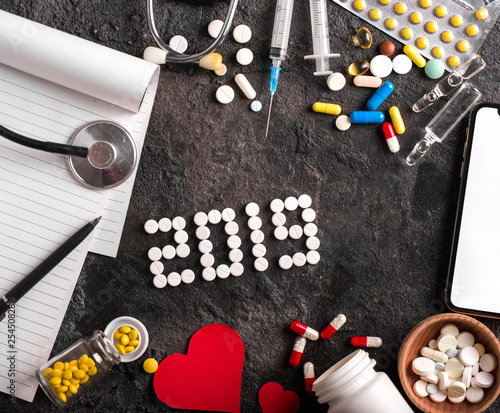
[229,248,243,263]
[448,394,466,404]
[221,207,236,222]
[413,380,429,398]
[480,354,497,372]
[327,72,346,91]
[181,269,195,284]
[216,85,235,104]
[208,209,222,224]
[440,323,460,337]
[208,19,224,38]
[230,262,244,277]
[459,346,479,367]
[302,208,316,223]
[298,194,312,208]
[172,216,186,230]
[202,267,216,281]
[429,390,447,402]
[306,250,320,264]
[198,239,213,254]
[466,386,484,404]
[270,198,284,213]
[158,218,172,232]
[174,229,189,245]
[306,236,321,250]
[200,253,215,268]
[250,100,262,112]
[162,245,176,259]
[412,357,435,376]
[150,261,164,275]
[272,212,286,227]
[153,274,167,288]
[392,54,413,74]
[227,235,242,249]
[335,115,352,131]
[293,252,307,267]
[428,339,438,349]
[475,371,494,388]
[148,247,162,262]
[304,223,318,237]
[216,264,231,279]
[225,221,239,235]
[214,64,227,76]
[250,230,265,244]
[193,212,208,227]
[245,202,260,216]
[274,226,288,240]
[370,55,393,78]
[289,225,303,239]
[195,226,210,240]
[233,24,252,43]
[167,272,181,287]
[169,35,188,53]
[236,48,253,65]
[248,216,262,230]
[279,255,294,270]
[284,196,299,211]
[144,219,158,234]
[457,331,475,348]
[254,257,269,272]
[438,371,449,390]
[176,244,190,258]
[252,244,266,258]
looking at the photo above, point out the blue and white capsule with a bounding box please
[366,81,394,111]
[349,111,385,124]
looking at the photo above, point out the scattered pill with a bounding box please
[202,267,216,281]
[181,269,195,284]
[222,208,236,222]
[400,27,413,39]
[245,202,260,217]
[167,272,181,287]
[230,262,244,277]
[304,223,318,237]
[150,261,164,275]
[216,264,231,279]
[462,365,472,387]
[279,255,294,270]
[174,229,189,244]
[298,194,312,209]
[435,361,445,370]
[347,60,370,76]
[208,19,224,38]
[144,219,158,234]
[351,336,383,348]
[466,386,484,403]
[412,357,436,376]
[335,115,352,131]
[252,244,266,258]
[193,212,208,227]
[248,216,262,230]
[254,257,269,272]
[321,314,347,339]
[274,226,288,240]
[354,75,383,88]
[214,63,227,76]
[480,354,497,372]
[385,18,398,30]
[291,321,320,341]
[270,199,285,213]
[224,221,239,235]
[366,81,394,111]
[350,111,385,124]
[229,248,243,263]
[169,35,188,53]
[176,243,190,258]
[235,74,256,99]
[284,196,299,211]
[403,44,426,68]
[227,235,242,249]
[289,225,303,239]
[216,85,235,104]
[148,247,162,262]
[312,102,341,115]
[306,250,320,264]
[158,218,172,232]
[143,358,158,374]
[208,209,222,224]
[349,27,373,49]
[236,48,253,65]
[424,59,445,79]
[388,106,405,134]
[250,100,262,112]
[434,5,447,17]
[429,390,447,402]
[327,72,347,91]
[413,380,429,398]
[426,383,438,394]
[476,8,489,20]
[369,55,393,78]
[233,24,252,43]
[250,230,264,244]
[445,357,465,378]
[382,121,400,151]
[304,362,315,393]
[439,371,450,391]
[162,245,176,259]
[153,274,167,288]
[293,252,307,267]
[474,371,494,388]
[289,336,307,366]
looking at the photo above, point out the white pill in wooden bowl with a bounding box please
[459,346,479,367]
[466,386,484,404]
[457,331,475,348]
[413,379,429,398]
[480,353,497,372]
[412,357,435,376]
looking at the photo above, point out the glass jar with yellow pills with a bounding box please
[410,12,423,24]
[370,8,382,20]
[354,0,367,11]
[385,18,398,30]
[36,330,121,407]
[434,5,447,17]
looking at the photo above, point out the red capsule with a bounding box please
[289,336,307,366]
[381,122,400,153]
[321,314,347,340]
[290,321,319,341]
[351,336,383,348]
[304,362,315,393]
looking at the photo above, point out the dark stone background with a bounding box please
[1,0,500,412]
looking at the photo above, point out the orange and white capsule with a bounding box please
[290,321,319,341]
[289,336,307,366]
[304,362,315,393]
[351,336,383,347]
[321,314,347,340]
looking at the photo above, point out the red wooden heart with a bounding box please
[154,323,245,412]
[259,382,300,413]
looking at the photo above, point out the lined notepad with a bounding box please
[0,10,159,401]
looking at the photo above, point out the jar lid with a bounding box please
[104,316,149,363]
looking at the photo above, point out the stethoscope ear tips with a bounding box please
[143,46,167,64]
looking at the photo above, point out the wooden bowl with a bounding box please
[398,313,500,413]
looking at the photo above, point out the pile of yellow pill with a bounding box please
[113,325,140,355]
[42,354,97,403]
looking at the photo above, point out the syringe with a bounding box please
[265,0,294,138]
[304,0,339,76]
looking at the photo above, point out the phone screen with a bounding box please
[448,105,500,316]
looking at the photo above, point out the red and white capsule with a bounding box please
[290,321,319,341]
[382,122,400,153]
[351,336,383,348]
[303,362,315,393]
[289,336,307,366]
[321,314,347,340]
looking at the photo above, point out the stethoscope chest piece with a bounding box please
[68,121,137,189]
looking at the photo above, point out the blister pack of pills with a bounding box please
[330,0,500,69]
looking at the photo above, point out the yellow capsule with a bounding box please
[416,37,429,49]
[347,60,370,76]
[66,390,73,398]
[410,12,422,24]
[78,355,88,365]
[88,366,98,376]
[69,360,78,367]
[53,362,64,371]
[467,24,479,37]
[198,52,223,71]
[57,385,69,393]
[69,385,79,394]
[119,325,132,334]
[63,362,70,371]
[389,107,405,134]
[125,346,136,353]
[379,0,390,4]
[53,383,61,389]
[43,368,53,377]
[312,102,341,115]
[401,28,413,39]
[476,9,489,20]
[79,363,89,373]
[116,344,126,356]
[425,21,438,33]
[113,330,124,340]
[63,370,73,380]
[441,30,454,43]
[69,365,78,372]
[85,358,96,368]
[450,15,463,27]
[143,358,159,374]
[73,369,86,380]
[50,369,63,378]
[370,8,382,20]
[385,18,398,30]
[62,379,71,387]
[354,0,366,10]
[432,46,444,58]
[435,5,447,17]
[448,56,460,67]
[349,27,372,49]
[394,2,407,14]
[70,378,80,385]
[128,329,138,340]
[120,335,130,346]
[420,0,431,7]
[80,375,90,384]
[50,377,62,386]
[457,40,469,52]
[404,44,426,68]
[129,339,140,347]
[57,392,67,403]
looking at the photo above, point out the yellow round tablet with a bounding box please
[385,18,398,30]
[426,21,438,33]
[354,0,367,10]
[448,56,460,67]
[401,27,413,39]
[420,0,432,7]
[457,40,469,52]
[416,37,429,49]
[370,8,382,20]
[441,30,454,42]
[467,24,479,37]
[410,12,423,24]
[450,15,463,27]
[435,5,447,17]
[432,46,444,58]
[143,358,158,374]
[476,9,489,20]
[395,2,407,14]
[379,0,391,4]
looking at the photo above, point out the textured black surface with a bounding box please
[1,0,500,412]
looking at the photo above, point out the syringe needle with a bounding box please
[265,94,274,138]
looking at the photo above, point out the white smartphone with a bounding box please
[446,103,500,318]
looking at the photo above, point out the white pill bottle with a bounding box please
[313,350,413,413]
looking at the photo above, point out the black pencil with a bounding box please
[0,216,101,322]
